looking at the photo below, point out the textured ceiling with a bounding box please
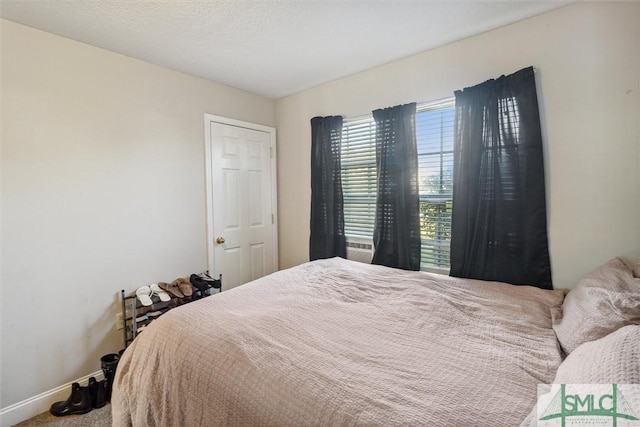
[0,1,570,99]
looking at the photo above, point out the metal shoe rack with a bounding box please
[120,274,222,348]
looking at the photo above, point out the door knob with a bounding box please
[216,237,226,244]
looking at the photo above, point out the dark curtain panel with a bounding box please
[309,116,347,261]
[450,66,552,289]
[371,103,421,271]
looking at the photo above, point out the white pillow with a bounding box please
[520,325,640,427]
[553,258,640,354]
[554,324,640,383]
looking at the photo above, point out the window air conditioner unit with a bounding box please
[346,240,373,264]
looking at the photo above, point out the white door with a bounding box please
[204,115,278,291]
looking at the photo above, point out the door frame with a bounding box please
[203,114,278,280]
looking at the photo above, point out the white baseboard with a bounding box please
[0,370,104,427]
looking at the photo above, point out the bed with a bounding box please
[112,257,640,426]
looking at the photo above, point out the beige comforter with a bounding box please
[112,258,564,426]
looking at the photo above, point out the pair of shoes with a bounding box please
[50,382,92,417]
[173,278,193,297]
[49,375,109,416]
[158,278,193,298]
[136,284,171,306]
[158,281,182,298]
[190,273,222,292]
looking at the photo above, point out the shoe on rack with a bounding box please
[190,273,221,292]
[135,286,153,306]
[50,382,93,416]
[149,283,171,302]
[87,377,107,409]
[135,314,148,323]
[172,277,193,297]
[158,281,184,299]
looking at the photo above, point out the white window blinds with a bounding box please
[416,99,455,270]
[340,98,455,271]
[341,118,377,238]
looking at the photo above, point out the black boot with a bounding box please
[50,382,92,416]
[100,353,120,402]
[88,377,107,408]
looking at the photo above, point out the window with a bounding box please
[416,99,455,270]
[341,118,377,238]
[340,98,455,271]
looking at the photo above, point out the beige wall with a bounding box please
[1,19,275,408]
[276,2,640,288]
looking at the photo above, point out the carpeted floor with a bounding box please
[13,404,112,427]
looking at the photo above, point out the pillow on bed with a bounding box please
[519,325,640,427]
[553,258,640,354]
[553,324,639,383]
